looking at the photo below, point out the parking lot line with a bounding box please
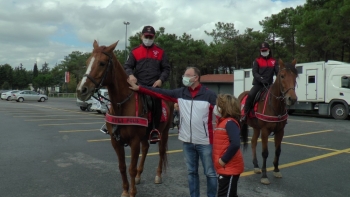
[288,119,316,123]
[59,129,100,133]
[282,129,333,138]
[278,141,340,152]
[241,148,350,177]
[87,134,179,142]
[25,118,100,121]
[14,115,90,117]
[39,122,104,126]
[126,149,183,158]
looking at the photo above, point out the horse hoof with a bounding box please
[261,178,270,185]
[254,168,262,174]
[154,175,162,184]
[273,171,282,178]
[135,177,141,184]
[121,192,130,197]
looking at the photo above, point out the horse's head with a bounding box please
[278,59,298,106]
[76,40,119,101]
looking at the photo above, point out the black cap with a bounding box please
[142,26,155,36]
[260,42,270,51]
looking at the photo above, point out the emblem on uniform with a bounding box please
[153,50,159,57]
[271,60,275,65]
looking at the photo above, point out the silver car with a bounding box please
[12,90,48,102]
[1,90,19,101]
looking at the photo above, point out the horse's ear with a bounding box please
[292,59,297,67]
[106,41,119,52]
[93,40,99,49]
[278,59,285,69]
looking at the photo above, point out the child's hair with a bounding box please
[216,94,241,121]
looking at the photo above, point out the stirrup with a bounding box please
[149,129,161,144]
[100,124,108,134]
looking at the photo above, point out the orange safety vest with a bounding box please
[212,117,244,175]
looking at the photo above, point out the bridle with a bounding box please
[265,67,296,100]
[82,51,133,107]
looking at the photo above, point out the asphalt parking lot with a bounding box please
[0,98,349,197]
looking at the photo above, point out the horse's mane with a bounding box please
[283,62,299,77]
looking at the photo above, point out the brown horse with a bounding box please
[238,59,298,185]
[76,40,173,197]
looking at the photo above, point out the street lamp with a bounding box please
[123,21,130,61]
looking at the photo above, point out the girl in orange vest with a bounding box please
[213,94,244,197]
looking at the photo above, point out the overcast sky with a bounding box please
[0,0,305,70]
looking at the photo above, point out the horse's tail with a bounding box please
[240,122,249,151]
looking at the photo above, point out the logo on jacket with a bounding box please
[271,60,275,65]
[153,50,159,57]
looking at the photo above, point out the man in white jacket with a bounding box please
[128,67,217,197]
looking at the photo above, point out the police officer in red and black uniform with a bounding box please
[241,42,279,122]
[124,25,171,142]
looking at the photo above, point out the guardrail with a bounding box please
[48,93,77,98]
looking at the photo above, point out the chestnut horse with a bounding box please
[76,40,173,197]
[238,59,298,185]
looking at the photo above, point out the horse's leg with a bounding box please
[273,128,284,178]
[129,138,141,197]
[260,128,270,185]
[251,128,261,174]
[110,137,130,197]
[155,124,169,184]
[135,138,150,184]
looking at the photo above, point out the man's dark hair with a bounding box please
[187,67,201,82]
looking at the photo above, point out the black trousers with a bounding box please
[217,174,240,197]
[244,84,264,112]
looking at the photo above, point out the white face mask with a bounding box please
[213,105,221,117]
[261,50,269,57]
[142,38,154,47]
[182,76,194,87]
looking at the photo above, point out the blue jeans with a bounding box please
[183,142,217,197]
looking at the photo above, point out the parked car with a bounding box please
[12,90,48,102]
[91,89,110,114]
[1,90,19,101]
[76,92,98,111]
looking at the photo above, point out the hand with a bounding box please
[152,79,162,87]
[127,78,140,91]
[128,75,138,84]
[219,158,226,167]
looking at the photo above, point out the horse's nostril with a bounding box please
[82,87,88,95]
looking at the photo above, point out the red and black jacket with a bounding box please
[124,44,171,86]
[252,56,279,85]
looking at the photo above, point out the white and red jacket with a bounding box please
[139,84,217,144]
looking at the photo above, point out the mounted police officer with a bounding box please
[241,42,279,122]
[101,25,171,143]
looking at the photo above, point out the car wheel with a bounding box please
[287,110,295,115]
[86,104,92,112]
[18,98,24,102]
[331,104,348,120]
[96,110,102,114]
[80,106,87,111]
[40,97,46,102]
[6,96,11,101]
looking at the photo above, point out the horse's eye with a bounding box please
[281,75,285,79]
[99,62,106,67]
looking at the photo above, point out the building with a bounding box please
[201,74,233,94]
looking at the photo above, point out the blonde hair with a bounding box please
[216,94,241,121]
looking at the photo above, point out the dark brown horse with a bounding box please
[238,59,298,185]
[76,40,173,197]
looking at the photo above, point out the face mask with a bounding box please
[213,105,221,117]
[182,76,194,87]
[261,50,269,57]
[142,38,154,47]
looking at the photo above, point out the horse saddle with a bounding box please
[241,88,269,118]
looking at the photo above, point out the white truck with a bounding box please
[233,60,350,120]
